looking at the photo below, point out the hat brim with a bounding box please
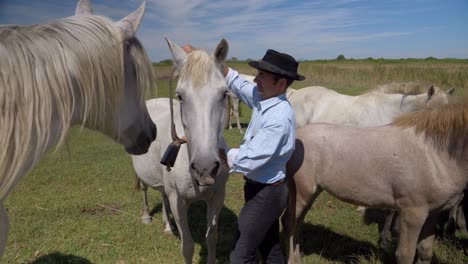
[249,60,305,81]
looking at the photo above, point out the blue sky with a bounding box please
[1,0,467,62]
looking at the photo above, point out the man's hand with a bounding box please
[182,44,228,76]
[181,44,193,53]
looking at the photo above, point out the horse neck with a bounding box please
[399,94,428,113]
[286,88,295,98]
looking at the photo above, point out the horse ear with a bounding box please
[165,36,188,69]
[115,1,145,38]
[427,85,435,99]
[214,38,229,64]
[446,87,456,95]
[75,0,93,15]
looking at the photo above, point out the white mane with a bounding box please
[0,15,153,200]
[180,50,217,90]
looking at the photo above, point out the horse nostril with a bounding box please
[211,161,220,176]
[191,162,196,171]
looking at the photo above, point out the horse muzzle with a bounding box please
[195,175,216,186]
[125,121,157,155]
[190,160,220,186]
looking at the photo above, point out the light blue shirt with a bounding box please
[225,68,295,184]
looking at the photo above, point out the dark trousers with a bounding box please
[229,179,288,264]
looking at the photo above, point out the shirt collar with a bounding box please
[257,93,287,113]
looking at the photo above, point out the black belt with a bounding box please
[243,176,285,186]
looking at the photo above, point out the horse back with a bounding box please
[289,86,357,127]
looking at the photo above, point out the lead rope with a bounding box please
[160,67,186,171]
[169,67,180,142]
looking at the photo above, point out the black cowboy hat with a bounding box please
[248,49,305,81]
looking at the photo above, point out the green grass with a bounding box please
[3,61,468,263]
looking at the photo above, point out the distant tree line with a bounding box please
[155,55,468,65]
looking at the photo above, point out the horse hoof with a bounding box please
[164,227,174,234]
[356,206,366,213]
[141,216,152,225]
[379,240,389,249]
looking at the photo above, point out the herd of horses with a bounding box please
[1,1,466,263]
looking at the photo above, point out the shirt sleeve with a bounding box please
[232,119,290,175]
[225,68,256,109]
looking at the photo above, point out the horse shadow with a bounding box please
[295,222,392,263]
[362,208,451,264]
[150,201,238,264]
[239,123,249,129]
[31,252,92,264]
[225,122,249,130]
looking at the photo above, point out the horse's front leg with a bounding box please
[161,193,175,234]
[233,99,243,134]
[415,212,439,264]
[284,183,321,264]
[139,181,152,225]
[168,195,193,264]
[395,207,428,264]
[283,196,299,264]
[0,203,9,258]
[455,202,467,233]
[205,190,225,264]
[379,210,397,249]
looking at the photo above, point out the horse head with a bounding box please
[165,37,229,186]
[400,85,455,113]
[73,0,156,155]
[426,86,456,107]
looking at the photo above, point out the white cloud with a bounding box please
[2,0,466,61]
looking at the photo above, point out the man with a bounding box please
[222,49,305,264]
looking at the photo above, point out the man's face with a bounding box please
[254,70,286,100]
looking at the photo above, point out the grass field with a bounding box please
[3,60,468,263]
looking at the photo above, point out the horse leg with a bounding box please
[168,195,193,264]
[139,181,152,225]
[226,95,233,130]
[0,203,8,258]
[444,203,458,237]
[224,95,232,129]
[228,111,233,130]
[233,98,243,134]
[379,210,397,249]
[395,207,428,264]
[455,193,467,233]
[284,186,322,264]
[415,213,439,264]
[443,194,465,237]
[205,191,225,264]
[356,205,367,212]
[161,193,175,234]
[456,202,467,233]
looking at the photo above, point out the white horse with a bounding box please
[131,37,230,264]
[0,0,156,257]
[284,100,468,263]
[289,83,454,128]
[234,75,454,128]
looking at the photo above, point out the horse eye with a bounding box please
[176,93,183,102]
